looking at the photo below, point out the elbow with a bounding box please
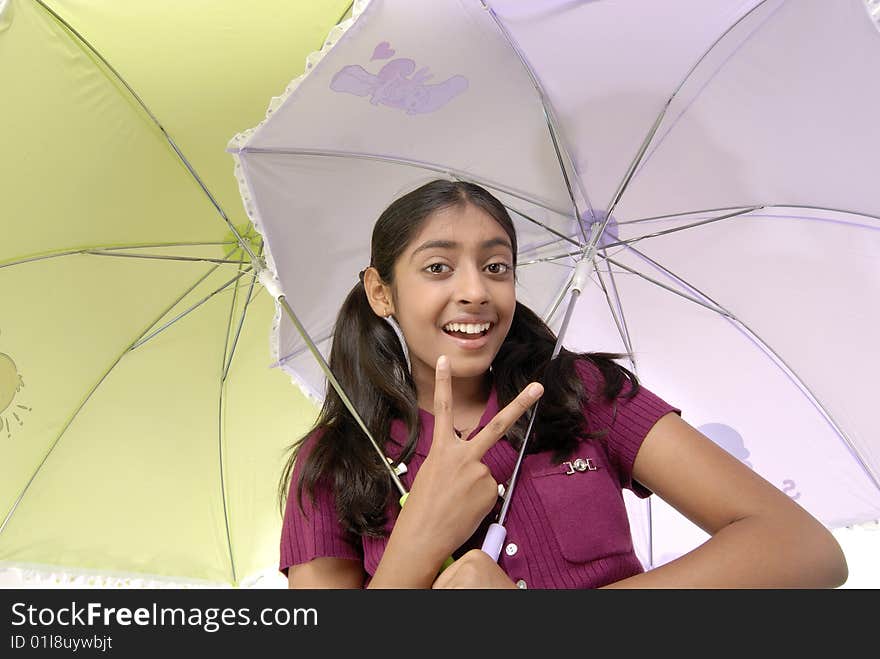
[803,525,849,588]
[822,533,849,588]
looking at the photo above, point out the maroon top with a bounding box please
[280,358,681,588]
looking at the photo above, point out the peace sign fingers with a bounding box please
[469,381,543,459]
[432,355,456,445]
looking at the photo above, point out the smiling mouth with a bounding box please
[441,323,493,340]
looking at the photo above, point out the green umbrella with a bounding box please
[0,0,351,586]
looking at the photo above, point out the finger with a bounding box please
[432,355,455,445]
[469,382,543,459]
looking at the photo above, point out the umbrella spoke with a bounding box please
[530,203,880,254]
[619,205,762,225]
[85,251,252,266]
[620,244,880,493]
[540,269,574,327]
[503,203,583,252]
[602,206,762,249]
[128,268,254,353]
[478,1,591,238]
[593,253,637,374]
[598,254,731,319]
[222,247,262,382]
[32,1,253,268]
[610,0,779,214]
[270,328,334,370]
[630,1,783,182]
[621,204,880,228]
[516,234,580,258]
[0,247,247,539]
[235,147,573,219]
[214,248,257,585]
[0,242,241,270]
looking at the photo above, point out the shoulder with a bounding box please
[572,354,635,401]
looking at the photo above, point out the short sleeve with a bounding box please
[575,358,681,498]
[279,429,362,577]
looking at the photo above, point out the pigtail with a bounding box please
[278,279,421,536]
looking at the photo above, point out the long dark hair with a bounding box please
[278,179,639,536]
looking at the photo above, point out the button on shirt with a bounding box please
[280,358,682,589]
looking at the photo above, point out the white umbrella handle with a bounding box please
[481,523,508,561]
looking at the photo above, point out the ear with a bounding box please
[362,266,395,318]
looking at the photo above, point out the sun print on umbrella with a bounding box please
[330,41,468,115]
[0,331,30,440]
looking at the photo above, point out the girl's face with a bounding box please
[388,202,516,385]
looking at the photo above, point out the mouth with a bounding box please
[441,321,494,350]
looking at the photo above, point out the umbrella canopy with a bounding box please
[230,0,880,570]
[0,0,352,586]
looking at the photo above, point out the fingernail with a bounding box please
[437,355,448,369]
[528,383,543,397]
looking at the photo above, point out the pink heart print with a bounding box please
[371,41,396,60]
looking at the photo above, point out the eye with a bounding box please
[486,262,512,275]
[425,263,451,274]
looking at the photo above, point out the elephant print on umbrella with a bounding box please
[330,47,468,115]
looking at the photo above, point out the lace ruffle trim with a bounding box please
[227,0,372,406]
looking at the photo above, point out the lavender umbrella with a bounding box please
[228,0,880,569]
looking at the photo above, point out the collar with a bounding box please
[387,386,500,459]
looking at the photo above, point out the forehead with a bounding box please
[406,203,512,252]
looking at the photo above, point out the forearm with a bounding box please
[602,513,848,589]
[366,516,449,589]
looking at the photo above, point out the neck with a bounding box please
[415,367,491,422]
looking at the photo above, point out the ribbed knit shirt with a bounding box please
[280,358,681,588]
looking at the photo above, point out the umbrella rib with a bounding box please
[517,234,580,258]
[0,248,246,540]
[520,200,880,259]
[621,204,880,228]
[234,147,573,218]
[518,257,577,269]
[32,1,258,270]
[128,269,254,353]
[593,253,638,375]
[599,256,731,318]
[621,244,880,494]
[539,269,575,328]
[602,207,763,249]
[502,203,583,250]
[269,329,335,370]
[213,250,255,585]
[222,248,262,382]
[85,251,251,266]
[630,1,784,182]
[619,205,765,225]
[477,1,591,239]
[0,242,240,270]
[605,0,779,218]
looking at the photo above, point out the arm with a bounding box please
[602,412,848,588]
[288,557,366,589]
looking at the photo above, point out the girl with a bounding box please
[278,179,847,589]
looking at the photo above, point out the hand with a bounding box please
[432,549,518,589]
[395,354,543,566]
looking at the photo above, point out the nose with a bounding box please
[456,261,490,305]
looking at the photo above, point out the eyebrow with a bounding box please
[410,237,513,261]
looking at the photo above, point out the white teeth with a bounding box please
[443,322,491,334]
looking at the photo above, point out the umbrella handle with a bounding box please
[399,493,455,572]
[480,522,507,562]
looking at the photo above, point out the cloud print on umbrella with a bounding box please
[698,423,800,500]
[330,42,468,115]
